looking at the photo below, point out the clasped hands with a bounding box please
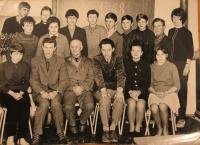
[129,90,141,101]
[40,90,58,100]
[101,87,124,102]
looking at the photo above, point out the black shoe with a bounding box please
[102,131,110,143]
[110,130,118,143]
[70,125,78,135]
[79,123,87,133]
[125,132,134,143]
[58,132,67,144]
[31,134,41,145]
[134,131,143,137]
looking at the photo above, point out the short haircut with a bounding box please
[18,1,31,10]
[136,13,148,22]
[156,47,168,54]
[171,8,187,24]
[87,9,99,17]
[105,12,117,22]
[128,39,143,58]
[47,16,60,28]
[42,37,57,47]
[10,43,24,54]
[20,16,35,27]
[121,15,133,23]
[99,38,115,49]
[65,9,79,18]
[152,18,165,27]
[41,6,52,15]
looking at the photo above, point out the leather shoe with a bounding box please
[79,123,87,133]
[70,125,78,134]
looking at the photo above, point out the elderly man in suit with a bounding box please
[30,37,68,145]
[63,39,94,136]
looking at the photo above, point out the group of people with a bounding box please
[0,1,194,145]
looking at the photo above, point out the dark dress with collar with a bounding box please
[124,58,151,101]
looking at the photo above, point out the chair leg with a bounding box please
[89,115,94,134]
[118,104,126,135]
[0,109,7,144]
[29,119,33,139]
[64,119,68,136]
[93,104,99,135]
[145,110,151,136]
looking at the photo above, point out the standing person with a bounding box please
[2,1,31,34]
[93,38,126,143]
[84,9,107,58]
[105,12,123,57]
[30,37,68,144]
[60,9,88,57]
[121,15,136,59]
[11,16,38,65]
[63,39,94,136]
[124,40,150,140]
[36,16,70,58]
[0,43,30,145]
[33,6,52,38]
[132,14,155,63]
[152,18,171,61]
[168,8,194,128]
[148,47,180,135]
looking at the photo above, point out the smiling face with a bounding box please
[10,51,23,64]
[42,42,56,59]
[18,7,30,17]
[41,10,51,24]
[66,16,78,27]
[48,22,59,36]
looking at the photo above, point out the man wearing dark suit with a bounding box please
[30,37,68,144]
[60,9,88,57]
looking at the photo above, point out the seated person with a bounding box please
[0,43,30,145]
[11,16,38,65]
[148,47,180,135]
[93,38,126,143]
[36,16,70,58]
[30,37,68,144]
[63,39,94,135]
[124,40,151,139]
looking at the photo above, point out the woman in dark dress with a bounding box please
[0,43,30,145]
[124,40,151,138]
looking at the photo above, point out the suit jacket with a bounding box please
[60,26,88,57]
[30,55,68,95]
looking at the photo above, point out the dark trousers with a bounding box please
[63,90,94,126]
[173,61,188,120]
[0,92,30,138]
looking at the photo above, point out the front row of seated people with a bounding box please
[0,37,180,144]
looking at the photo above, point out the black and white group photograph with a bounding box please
[0,0,200,145]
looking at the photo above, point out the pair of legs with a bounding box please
[127,98,145,133]
[150,103,169,135]
[95,89,124,132]
[0,92,30,144]
[63,90,94,129]
[33,94,64,136]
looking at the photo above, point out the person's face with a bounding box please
[156,50,168,64]
[153,21,165,36]
[42,43,56,59]
[88,14,98,26]
[10,51,23,64]
[172,15,183,27]
[48,22,59,36]
[131,46,143,60]
[22,22,33,35]
[18,7,30,17]
[70,40,82,58]
[101,44,114,59]
[121,19,133,32]
[66,16,78,27]
[41,10,51,24]
[137,18,148,31]
[105,18,116,30]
